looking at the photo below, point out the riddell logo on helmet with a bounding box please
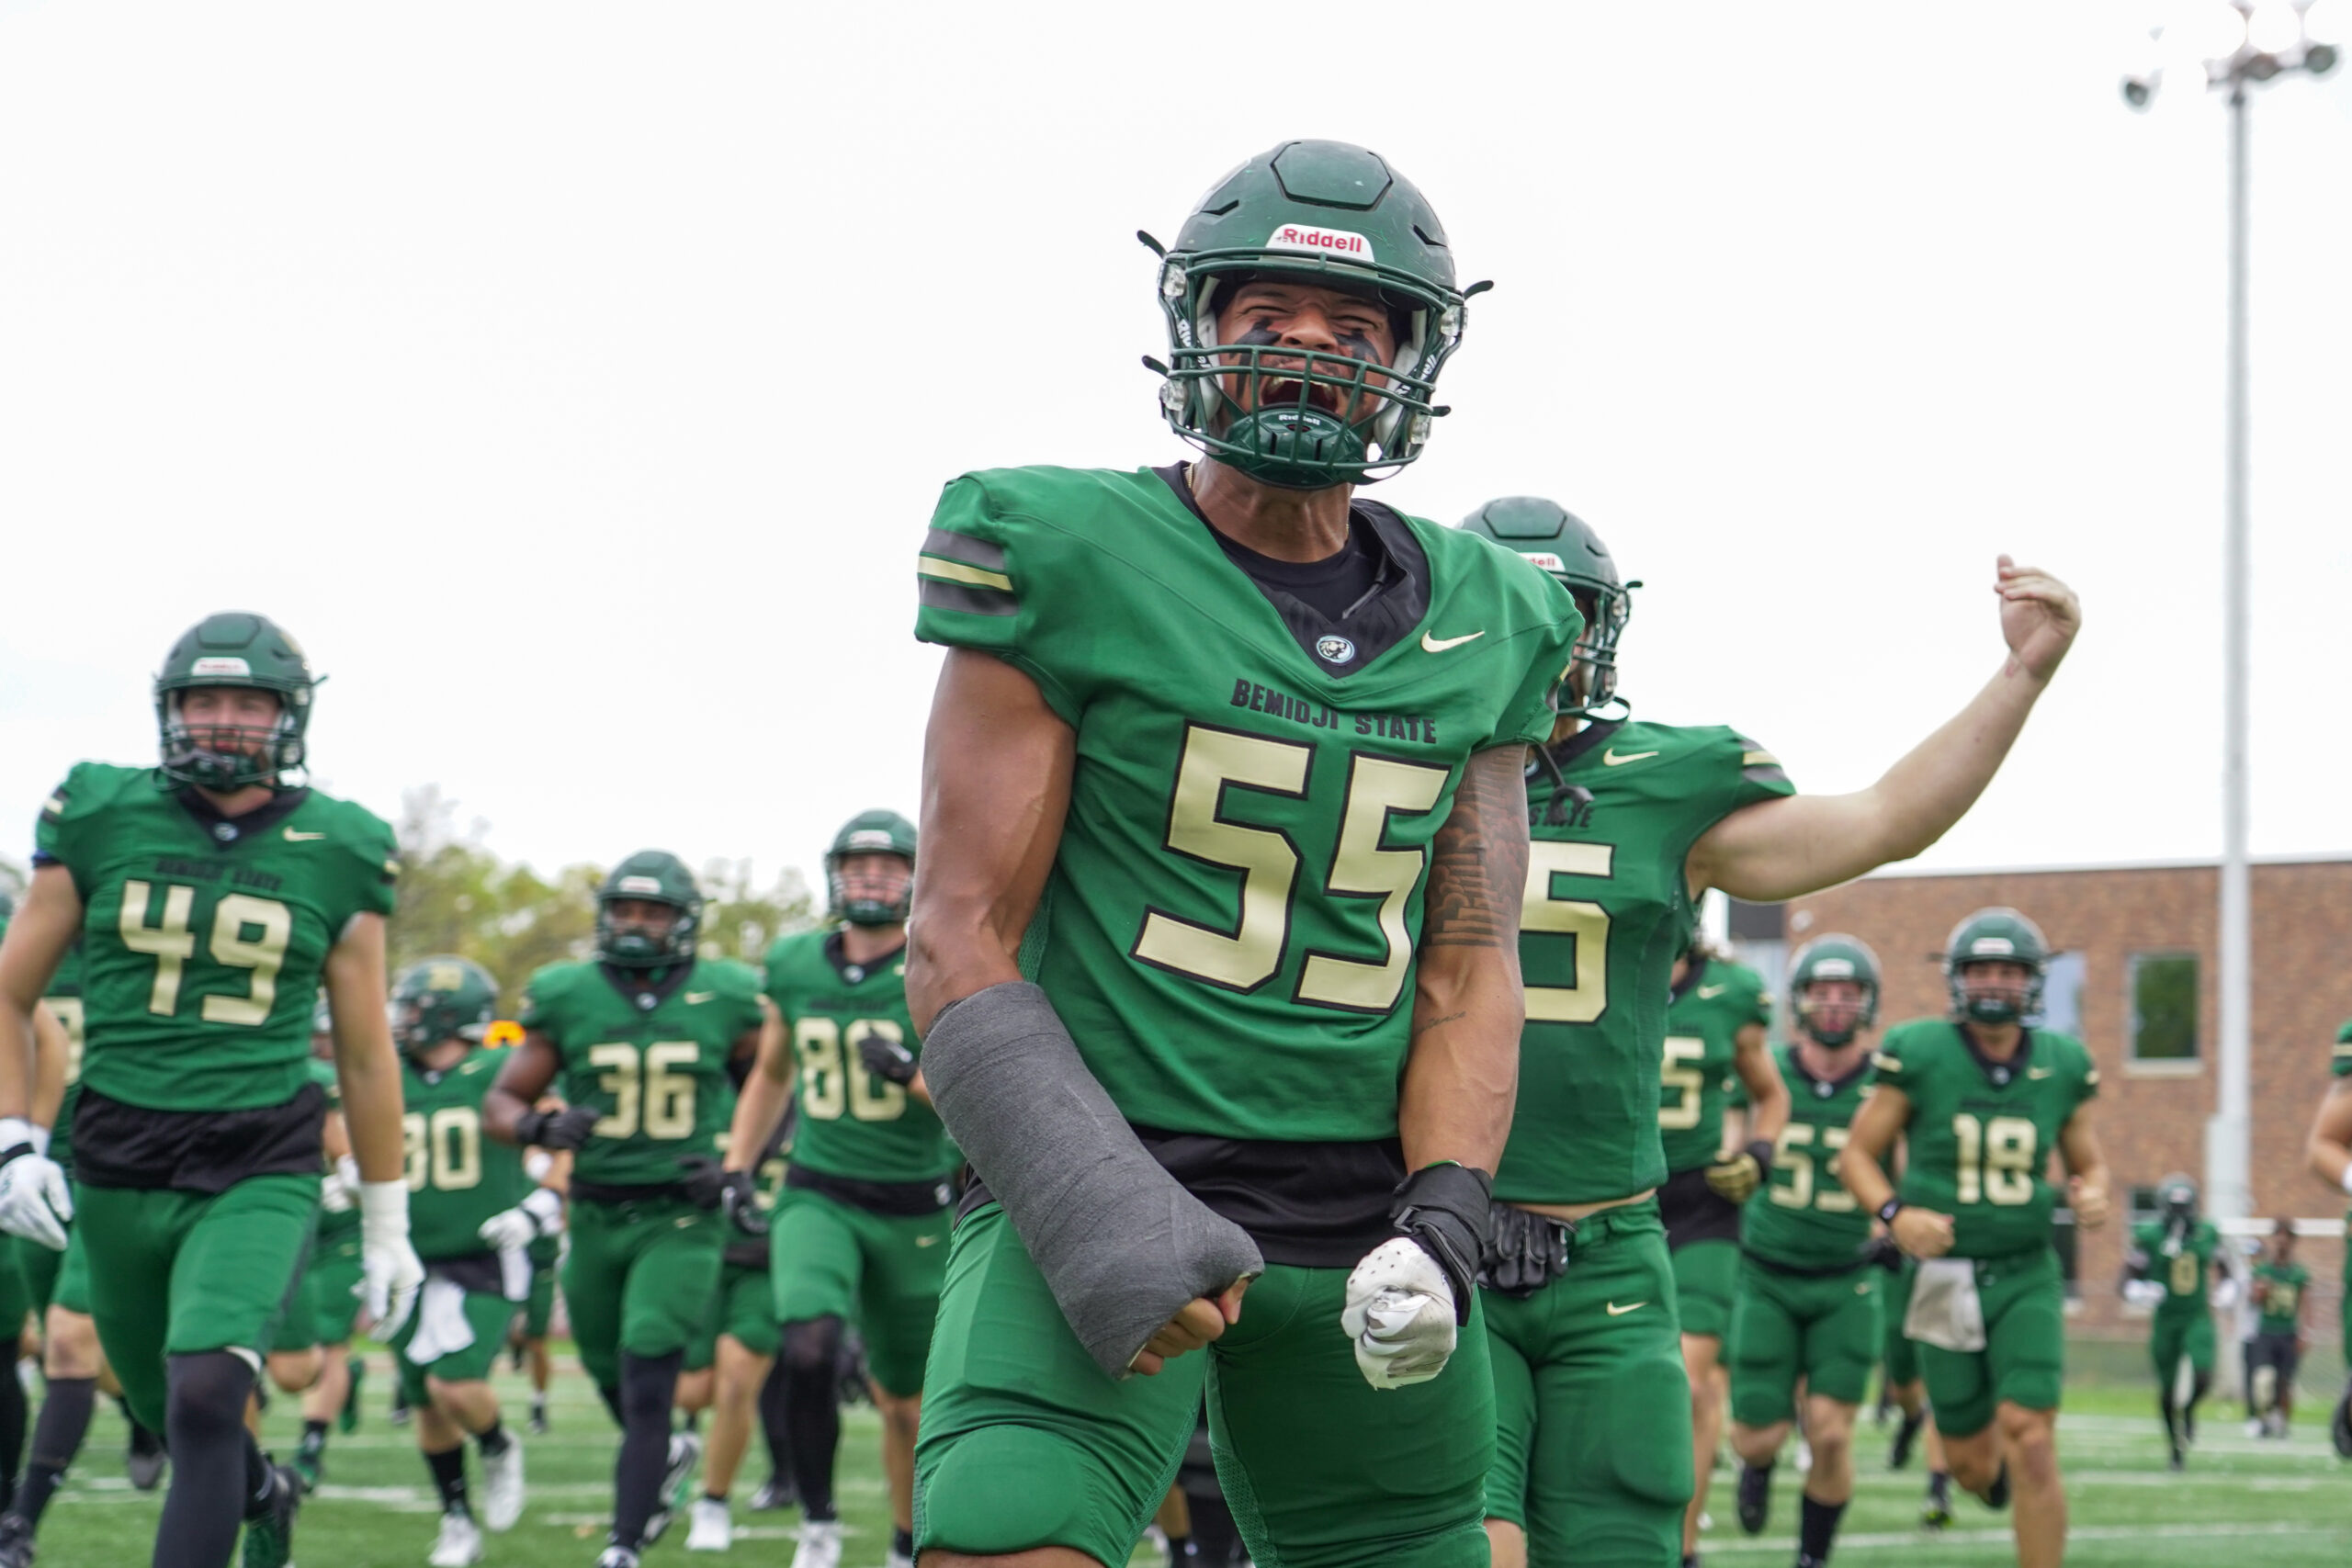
[189,657,252,677]
[847,830,894,850]
[1268,225,1375,262]
[1519,552,1566,572]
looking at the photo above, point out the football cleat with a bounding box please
[341,1357,366,1434]
[787,1518,842,1568]
[748,1475,796,1511]
[640,1431,702,1545]
[481,1437,525,1532]
[594,1549,640,1568]
[685,1497,730,1552]
[1888,1408,1924,1470]
[239,1461,301,1568]
[289,1446,322,1495]
[1920,1495,1953,1531]
[528,1396,548,1436]
[0,1513,32,1568]
[1735,1462,1771,1535]
[429,1510,484,1568]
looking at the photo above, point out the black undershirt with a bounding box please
[1207,511,1385,624]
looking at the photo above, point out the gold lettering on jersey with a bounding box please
[1226,679,1440,745]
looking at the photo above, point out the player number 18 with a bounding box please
[1951,1112,2038,1206]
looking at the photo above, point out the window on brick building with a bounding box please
[2128,952,2199,1062]
[2041,951,2085,1036]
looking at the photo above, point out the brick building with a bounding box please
[1730,854,2352,1345]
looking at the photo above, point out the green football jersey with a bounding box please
[309,1054,362,1244]
[1874,1019,2098,1258]
[519,957,762,1188]
[2132,1218,2221,1317]
[1496,719,1793,1204]
[914,465,1577,1143]
[1658,958,1771,1175]
[762,931,954,1186]
[2253,1260,2308,1334]
[402,1050,527,1261]
[1742,1044,1876,1269]
[33,763,398,1112]
[41,943,84,1179]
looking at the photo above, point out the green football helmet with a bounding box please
[154,612,318,792]
[1788,933,1882,1047]
[1458,498,1638,716]
[1943,907,2050,1025]
[390,955,501,1055]
[827,809,917,927]
[1145,140,1480,490]
[595,851,703,968]
[2334,1018,2352,1078]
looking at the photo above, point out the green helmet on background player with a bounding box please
[1942,906,2050,1025]
[2157,1171,2199,1224]
[1146,139,1477,490]
[826,809,917,927]
[390,955,501,1055]
[153,612,318,791]
[595,851,703,968]
[1458,497,1638,716]
[1788,932,1882,1046]
[2334,1018,2352,1077]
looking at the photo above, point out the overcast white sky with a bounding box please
[2,1,2347,895]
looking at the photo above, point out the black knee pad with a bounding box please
[618,1351,683,1427]
[781,1316,843,1382]
[165,1353,256,1443]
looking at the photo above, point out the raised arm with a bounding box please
[905,649,1075,1032]
[1399,744,1530,1175]
[1688,558,2079,903]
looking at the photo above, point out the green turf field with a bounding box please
[17,1356,2350,1566]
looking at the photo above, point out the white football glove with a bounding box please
[319,1155,360,1215]
[0,1120,71,1251]
[359,1179,426,1337]
[1340,1235,1457,1390]
[2212,1276,2242,1311]
[2122,1279,2166,1308]
[478,1186,565,1252]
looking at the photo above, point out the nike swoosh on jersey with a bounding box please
[684,991,715,1004]
[283,828,326,841]
[1605,1300,1647,1316]
[1601,749,1659,766]
[915,1234,940,1247]
[1420,630,1486,653]
[2027,1067,2054,1078]
[1698,985,1726,998]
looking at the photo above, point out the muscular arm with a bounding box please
[322,912,404,1184]
[1400,745,1529,1174]
[483,1032,564,1145]
[28,1006,68,1135]
[1687,559,2079,903]
[0,867,80,1124]
[905,650,1075,1033]
[1729,1021,1787,1150]
[2307,1080,2352,1194]
[1838,1084,1908,1219]
[725,1001,791,1175]
[2057,1100,2110,1228]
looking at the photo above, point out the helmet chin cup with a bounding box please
[1964,994,2020,1025]
[1218,405,1368,490]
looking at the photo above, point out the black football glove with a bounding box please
[1862,1234,1906,1273]
[1387,1163,1492,1325]
[855,1029,919,1087]
[1482,1201,1572,1298]
[674,1156,741,1213]
[1705,1139,1777,1204]
[514,1104,600,1152]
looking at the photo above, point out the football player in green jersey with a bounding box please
[261,1043,359,1494]
[1840,908,2110,1568]
[0,612,424,1568]
[1725,935,1892,1568]
[390,956,545,1567]
[678,1106,786,1554]
[2245,1220,2307,1438]
[907,141,1578,1568]
[724,809,943,1568]
[1657,939,1786,1564]
[2122,1173,2226,1468]
[2301,1018,2352,1457]
[1461,502,2079,1568]
[485,852,766,1568]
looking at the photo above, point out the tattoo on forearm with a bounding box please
[1423,749,1531,949]
[1411,1010,1467,1040]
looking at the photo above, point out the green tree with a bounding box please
[697,856,818,965]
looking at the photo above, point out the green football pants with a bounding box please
[391,1283,520,1404]
[1669,1237,1739,1340]
[769,1187,945,1397]
[565,1195,721,1397]
[688,1261,779,1371]
[522,1249,560,1340]
[52,1223,92,1317]
[1881,1256,1920,1387]
[0,1237,32,1349]
[74,1174,321,1434]
[1728,1260,1882,1426]
[1481,1200,1693,1568]
[1917,1247,2065,1438]
[15,1229,62,1320]
[916,1203,1495,1568]
[269,1225,363,1352]
[2149,1310,2217,1382]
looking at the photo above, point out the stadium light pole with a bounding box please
[2123,0,2340,1224]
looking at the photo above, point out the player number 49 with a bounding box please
[119,879,292,1026]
